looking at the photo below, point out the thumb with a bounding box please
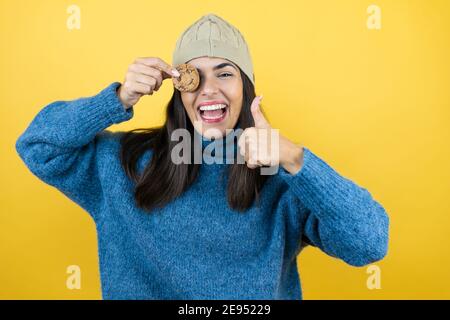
[250,95,269,128]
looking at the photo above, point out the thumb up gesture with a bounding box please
[237,95,305,175]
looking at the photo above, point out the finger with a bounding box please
[128,82,153,95]
[135,57,180,79]
[129,73,157,90]
[248,142,259,166]
[243,135,259,169]
[238,134,247,161]
[247,163,259,169]
[237,128,251,156]
[250,95,270,129]
[246,150,259,168]
[129,64,163,88]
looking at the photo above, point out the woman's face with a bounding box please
[180,56,243,139]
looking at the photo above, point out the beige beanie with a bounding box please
[172,13,255,86]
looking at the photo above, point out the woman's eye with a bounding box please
[219,73,232,78]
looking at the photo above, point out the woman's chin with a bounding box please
[201,127,227,140]
[192,118,237,140]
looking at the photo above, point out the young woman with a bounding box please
[16,14,389,299]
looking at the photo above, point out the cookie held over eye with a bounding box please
[172,64,200,92]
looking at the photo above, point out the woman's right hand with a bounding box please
[117,57,181,109]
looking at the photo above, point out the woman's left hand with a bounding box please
[237,96,305,175]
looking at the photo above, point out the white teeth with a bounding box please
[199,104,227,111]
[202,114,222,119]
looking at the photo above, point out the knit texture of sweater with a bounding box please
[15,82,389,300]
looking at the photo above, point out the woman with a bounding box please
[15,13,389,300]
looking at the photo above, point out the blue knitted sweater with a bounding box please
[15,82,389,300]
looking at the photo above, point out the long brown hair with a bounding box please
[119,68,269,213]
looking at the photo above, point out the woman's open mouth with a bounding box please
[197,103,229,123]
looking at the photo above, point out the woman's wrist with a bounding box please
[116,84,132,110]
[279,137,304,175]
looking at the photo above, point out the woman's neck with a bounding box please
[199,132,238,164]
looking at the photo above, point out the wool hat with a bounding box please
[172,13,255,86]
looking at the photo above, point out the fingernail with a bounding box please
[172,70,180,77]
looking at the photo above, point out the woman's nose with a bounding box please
[199,76,219,94]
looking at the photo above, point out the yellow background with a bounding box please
[1,0,449,299]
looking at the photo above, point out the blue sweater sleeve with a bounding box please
[279,147,390,267]
[15,82,134,221]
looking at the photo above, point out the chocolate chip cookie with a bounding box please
[172,63,200,92]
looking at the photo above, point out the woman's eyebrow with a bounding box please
[213,62,237,71]
[196,63,237,75]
